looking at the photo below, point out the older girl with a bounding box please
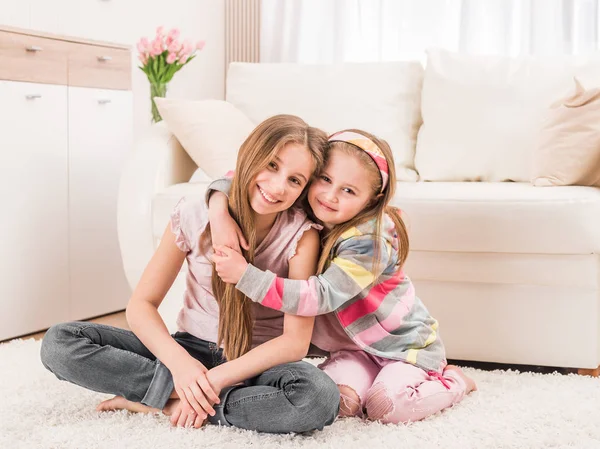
[41,115,340,433]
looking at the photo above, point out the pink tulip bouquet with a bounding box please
[137,26,206,122]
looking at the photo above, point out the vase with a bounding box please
[150,82,168,123]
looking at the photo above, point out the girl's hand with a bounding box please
[170,399,208,429]
[212,245,249,284]
[169,355,221,421]
[169,363,230,428]
[208,197,249,255]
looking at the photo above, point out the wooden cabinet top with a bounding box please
[0,26,132,89]
[0,25,130,50]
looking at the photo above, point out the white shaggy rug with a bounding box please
[2,339,600,449]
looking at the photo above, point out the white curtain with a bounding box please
[260,0,600,63]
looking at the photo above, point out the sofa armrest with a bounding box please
[117,122,197,291]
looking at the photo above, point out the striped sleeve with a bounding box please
[236,234,394,316]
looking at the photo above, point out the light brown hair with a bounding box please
[200,114,327,361]
[316,129,409,276]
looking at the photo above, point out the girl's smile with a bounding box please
[257,185,281,204]
[308,148,376,227]
[249,142,314,218]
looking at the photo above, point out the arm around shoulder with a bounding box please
[236,233,391,315]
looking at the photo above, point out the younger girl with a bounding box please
[209,129,476,424]
[40,115,340,433]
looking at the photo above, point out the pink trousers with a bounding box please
[319,350,467,424]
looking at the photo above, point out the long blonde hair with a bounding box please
[316,129,409,276]
[200,115,327,361]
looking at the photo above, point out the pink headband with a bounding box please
[328,131,389,193]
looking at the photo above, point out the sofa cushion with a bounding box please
[226,61,424,182]
[394,182,600,255]
[152,182,600,256]
[416,49,600,182]
[532,78,600,187]
[154,98,254,179]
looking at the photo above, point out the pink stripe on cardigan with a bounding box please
[353,284,415,346]
[297,278,319,316]
[262,277,284,311]
[337,274,403,327]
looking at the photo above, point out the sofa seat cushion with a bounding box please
[394,182,600,255]
[152,181,600,256]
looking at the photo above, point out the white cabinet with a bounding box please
[0,80,70,341]
[68,87,133,320]
[0,27,132,340]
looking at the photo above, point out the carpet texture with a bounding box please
[1,339,599,449]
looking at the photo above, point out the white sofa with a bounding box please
[118,52,600,371]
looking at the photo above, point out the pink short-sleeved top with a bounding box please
[170,197,321,348]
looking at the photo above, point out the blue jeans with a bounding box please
[41,322,340,433]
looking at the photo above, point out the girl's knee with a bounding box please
[338,385,362,418]
[41,324,63,367]
[365,382,396,421]
[40,322,77,372]
[365,382,427,424]
[307,369,341,426]
[279,363,340,428]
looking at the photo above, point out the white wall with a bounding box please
[0,0,226,140]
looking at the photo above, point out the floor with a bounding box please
[7,312,598,376]
[9,311,130,343]
[6,341,599,449]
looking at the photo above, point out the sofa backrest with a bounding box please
[416,49,600,182]
[225,62,424,182]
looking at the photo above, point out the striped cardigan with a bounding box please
[207,179,447,372]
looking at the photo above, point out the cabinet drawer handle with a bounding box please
[26,94,42,100]
[26,46,43,52]
[97,55,113,62]
[98,99,112,104]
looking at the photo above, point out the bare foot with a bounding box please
[162,398,180,416]
[96,396,161,414]
[445,365,477,393]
